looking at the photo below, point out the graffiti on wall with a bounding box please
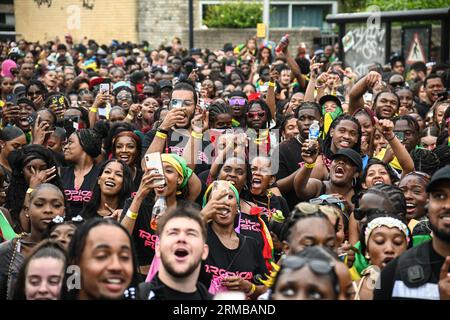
[34,0,52,8]
[34,0,95,10]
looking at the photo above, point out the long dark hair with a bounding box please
[245,99,273,129]
[60,218,140,300]
[5,144,64,232]
[362,158,399,188]
[80,159,133,220]
[13,240,67,300]
[112,131,142,170]
[322,114,362,159]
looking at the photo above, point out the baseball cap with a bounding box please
[330,148,362,172]
[159,79,173,90]
[426,165,450,192]
[89,77,105,89]
[319,95,342,109]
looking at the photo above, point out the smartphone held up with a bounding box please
[144,152,166,187]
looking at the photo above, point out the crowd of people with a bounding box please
[0,34,449,301]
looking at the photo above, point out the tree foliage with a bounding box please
[203,1,263,28]
[341,0,450,13]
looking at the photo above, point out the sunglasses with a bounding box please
[403,171,431,181]
[229,98,246,106]
[281,255,335,275]
[246,111,265,119]
[309,197,345,212]
[291,202,340,220]
[390,81,405,87]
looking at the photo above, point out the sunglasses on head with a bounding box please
[310,197,345,212]
[403,171,431,181]
[281,255,335,275]
[291,202,340,220]
[229,98,246,106]
[390,81,405,87]
[246,110,265,119]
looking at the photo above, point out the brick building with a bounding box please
[14,0,338,49]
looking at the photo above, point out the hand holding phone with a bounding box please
[144,153,165,186]
[99,83,110,95]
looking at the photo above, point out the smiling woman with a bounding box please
[0,184,66,300]
[12,240,67,300]
[112,130,143,193]
[80,159,133,220]
[199,180,268,300]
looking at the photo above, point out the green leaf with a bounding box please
[203,0,263,28]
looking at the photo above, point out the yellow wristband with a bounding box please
[89,107,98,113]
[247,283,256,296]
[156,131,168,139]
[304,162,315,169]
[126,209,138,220]
[126,114,134,120]
[191,131,203,139]
[26,188,34,194]
[268,81,275,87]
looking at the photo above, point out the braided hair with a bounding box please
[322,114,362,159]
[361,184,407,218]
[411,148,440,176]
[208,101,232,128]
[433,145,450,169]
[393,115,420,132]
[294,101,322,118]
[280,205,331,243]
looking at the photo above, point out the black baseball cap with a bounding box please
[330,148,362,172]
[319,95,342,109]
[426,165,450,192]
[159,79,173,90]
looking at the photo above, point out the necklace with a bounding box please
[252,190,273,219]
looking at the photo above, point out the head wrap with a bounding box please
[365,216,410,246]
[1,59,17,79]
[202,180,241,234]
[202,181,240,208]
[160,153,192,191]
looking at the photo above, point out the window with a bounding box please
[270,5,289,28]
[292,5,331,29]
[270,1,336,30]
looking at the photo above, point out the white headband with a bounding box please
[365,216,410,245]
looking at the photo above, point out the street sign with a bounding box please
[257,23,266,38]
[401,25,431,66]
[406,32,426,64]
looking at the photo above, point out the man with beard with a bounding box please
[409,62,427,84]
[137,206,211,300]
[374,165,450,300]
[142,81,210,174]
